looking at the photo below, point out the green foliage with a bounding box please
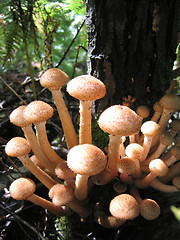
[62,0,85,15]
[171,205,180,222]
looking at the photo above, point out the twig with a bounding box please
[55,19,86,68]
[0,202,46,240]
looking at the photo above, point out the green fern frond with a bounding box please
[62,0,85,15]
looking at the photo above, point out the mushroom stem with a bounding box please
[74,174,89,201]
[79,100,92,144]
[150,178,179,193]
[51,90,78,149]
[160,161,180,183]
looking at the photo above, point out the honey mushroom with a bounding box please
[49,184,90,217]
[130,186,160,220]
[5,137,57,189]
[150,178,179,193]
[67,144,107,201]
[169,119,180,138]
[150,102,163,122]
[23,100,65,166]
[9,178,66,215]
[9,105,56,173]
[40,68,78,149]
[92,105,142,185]
[66,75,106,144]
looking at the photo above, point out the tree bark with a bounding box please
[85,0,180,112]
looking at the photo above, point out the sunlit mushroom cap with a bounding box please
[9,178,36,200]
[149,159,168,177]
[5,137,31,157]
[98,105,142,136]
[159,94,180,111]
[140,199,160,220]
[23,100,53,124]
[125,143,146,162]
[9,105,28,127]
[66,75,106,101]
[49,184,74,206]
[67,144,107,176]
[109,194,140,220]
[141,121,160,136]
[40,68,69,90]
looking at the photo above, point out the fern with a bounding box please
[62,0,86,16]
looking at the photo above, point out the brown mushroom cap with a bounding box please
[5,137,31,157]
[49,184,74,206]
[117,157,137,175]
[23,100,53,124]
[159,94,180,111]
[140,199,160,220]
[109,194,140,220]
[9,178,36,200]
[141,121,160,136]
[125,143,146,162]
[67,144,107,176]
[55,161,76,179]
[136,105,150,119]
[153,102,163,113]
[149,159,168,177]
[66,75,106,101]
[40,68,69,90]
[9,105,28,127]
[98,105,142,136]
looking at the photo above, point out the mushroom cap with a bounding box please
[9,178,36,200]
[159,133,174,146]
[117,157,137,175]
[23,100,53,124]
[5,137,31,157]
[170,119,180,132]
[109,194,140,220]
[171,146,180,159]
[149,159,168,177]
[30,155,45,170]
[98,105,142,136]
[40,68,69,90]
[125,143,146,162]
[9,105,28,127]
[49,184,74,206]
[140,199,160,220]
[159,94,180,111]
[55,161,76,180]
[141,121,160,137]
[67,144,107,176]
[66,75,106,101]
[153,102,163,113]
[136,105,150,119]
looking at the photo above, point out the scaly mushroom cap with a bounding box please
[159,94,180,111]
[125,143,146,162]
[9,178,36,200]
[40,68,69,90]
[66,75,106,101]
[149,159,168,177]
[109,194,140,220]
[140,199,160,220]
[117,157,137,175]
[141,121,160,137]
[5,137,31,157]
[23,100,53,124]
[49,184,74,206]
[9,105,28,127]
[67,144,107,176]
[98,105,142,136]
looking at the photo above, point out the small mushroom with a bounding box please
[117,157,137,183]
[169,119,180,138]
[164,146,180,166]
[67,75,106,144]
[23,100,64,165]
[5,137,57,189]
[9,178,66,215]
[109,194,140,220]
[40,68,78,149]
[49,184,90,217]
[150,178,178,193]
[67,144,107,200]
[151,102,163,122]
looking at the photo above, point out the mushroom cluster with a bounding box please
[5,68,180,228]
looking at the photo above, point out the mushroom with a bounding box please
[150,178,179,193]
[165,80,178,94]
[49,184,90,217]
[130,186,160,220]
[109,194,140,220]
[66,75,106,144]
[150,102,163,122]
[9,105,55,173]
[140,121,160,159]
[160,161,180,183]
[93,105,142,185]
[5,137,57,189]
[23,100,64,165]
[117,157,137,183]
[9,178,66,215]
[164,146,180,166]
[172,176,180,190]
[40,68,78,149]
[135,159,168,188]
[67,144,107,200]
[169,119,180,138]
[143,133,174,166]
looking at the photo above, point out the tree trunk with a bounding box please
[85,0,180,112]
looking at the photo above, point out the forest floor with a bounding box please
[0,72,180,240]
